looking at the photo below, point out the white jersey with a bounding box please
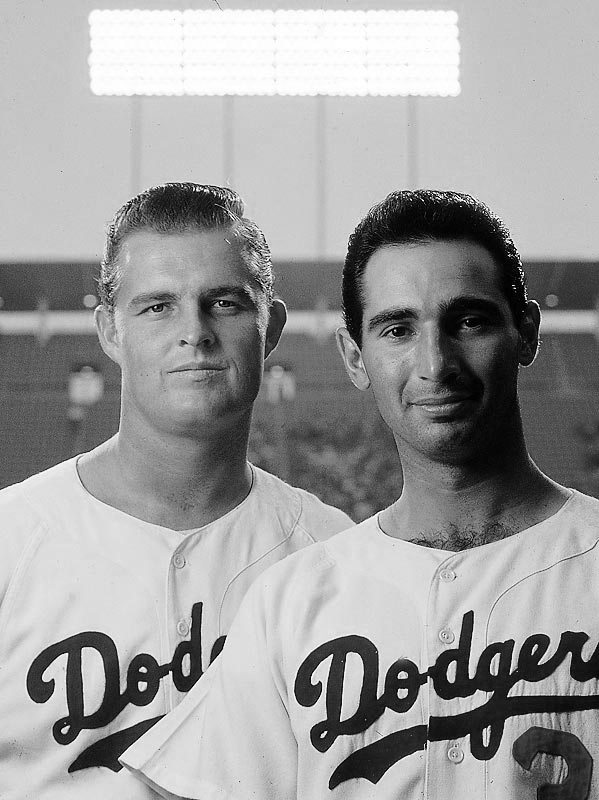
[122,489,599,800]
[0,455,352,800]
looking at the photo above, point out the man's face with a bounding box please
[97,227,284,436]
[337,239,538,464]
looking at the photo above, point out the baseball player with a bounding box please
[0,183,352,799]
[120,190,599,800]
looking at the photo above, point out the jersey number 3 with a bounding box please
[513,727,593,799]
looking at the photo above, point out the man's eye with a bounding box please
[384,325,411,339]
[213,299,237,310]
[147,303,165,314]
[459,316,485,329]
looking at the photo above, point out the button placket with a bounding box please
[436,563,457,647]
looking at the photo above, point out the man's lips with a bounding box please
[168,363,226,373]
[411,394,471,407]
[410,394,475,415]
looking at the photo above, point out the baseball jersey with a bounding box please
[122,488,599,800]
[0,455,352,800]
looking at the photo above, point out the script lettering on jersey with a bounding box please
[26,601,226,773]
[294,611,599,789]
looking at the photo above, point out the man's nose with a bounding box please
[179,307,216,348]
[416,326,459,381]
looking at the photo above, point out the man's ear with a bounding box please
[335,327,371,390]
[95,305,122,366]
[264,298,287,360]
[518,300,541,367]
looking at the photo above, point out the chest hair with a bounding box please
[408,520,518,551]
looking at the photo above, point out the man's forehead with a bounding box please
[119,226,241,259]
[118,229,250,277]
[114,227,264,300]
[362,239,504,303]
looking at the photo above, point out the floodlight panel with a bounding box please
[89,9,460,97]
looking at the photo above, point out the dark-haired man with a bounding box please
[122,190,599,799]
[0,183,351,799]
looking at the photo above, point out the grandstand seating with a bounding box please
[520,391,599,488]
[0,334,119,389]
[555,334,599,389]
[0,335,119,486]
[1,329,598,502]
[1,260,597,512]
[1,259,597,311]
[1,392,72,485]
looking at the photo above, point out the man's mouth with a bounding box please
[410,394,474,416]
[169,363,226,373]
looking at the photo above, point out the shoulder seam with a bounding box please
[216,489,304,634]
[216,534,298,635]
[0,518,49,652]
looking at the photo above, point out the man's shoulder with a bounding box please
[561,488,599,527]
[0,456,80,517]
[250,464,353,542]
[249,515,375,598]
[0,457,83,603]
[568,487,599,508]
[221,518,381,650]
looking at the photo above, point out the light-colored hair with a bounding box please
[99,182,273,311]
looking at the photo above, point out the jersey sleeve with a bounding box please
[0,484,43,609]
[120,577,297,800]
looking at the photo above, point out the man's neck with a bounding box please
[77,420,253,531]
[380,449,570,550]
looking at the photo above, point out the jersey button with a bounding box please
[176,619,190,637]
[173,553,186,569]
[438,628,455,645]
[439,568,456,582]
[447,744,464,763]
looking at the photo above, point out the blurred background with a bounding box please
[1,0,599,520]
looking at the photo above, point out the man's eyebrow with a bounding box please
[366,297,505,332]
[202,285,257,304]
[441,296,503,316]
[127,285,259,311]
[367,307,417,333]
[127,291,179,310]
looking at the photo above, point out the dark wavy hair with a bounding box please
[343,189,527,346]
[99,182,273,311]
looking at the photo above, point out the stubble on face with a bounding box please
[357,240,525,469]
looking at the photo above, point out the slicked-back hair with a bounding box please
[342,189,528,346]
[99,182,273,311]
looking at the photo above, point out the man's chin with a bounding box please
[401,419,484,462]
[168,397,254,431]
